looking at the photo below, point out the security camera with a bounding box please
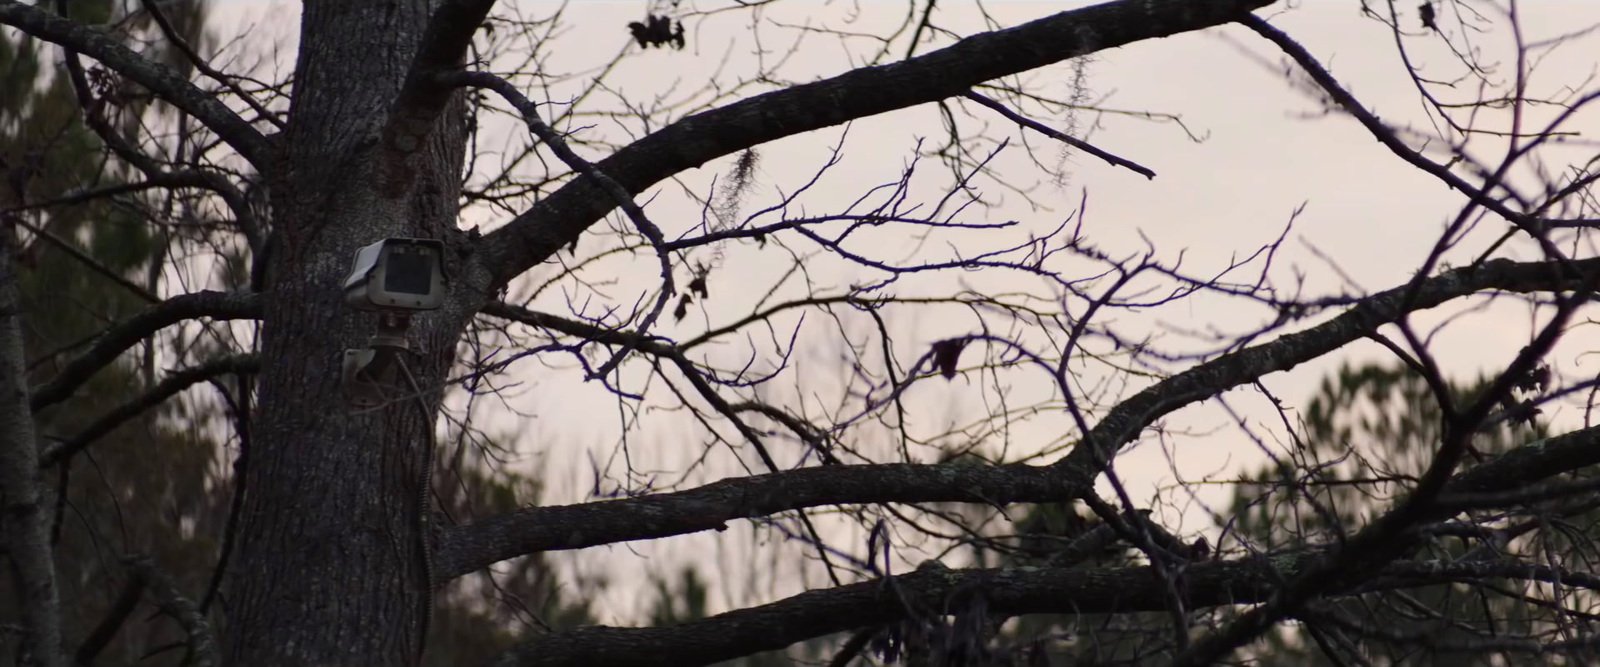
[342,238,446,312]
[340,237,448,408]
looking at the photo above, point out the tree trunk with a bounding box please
[1,222,63,667]
[225,1,470,664]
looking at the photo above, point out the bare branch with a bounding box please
[477,0,1278,286]
[439,419,1600,584]
[10,216,159,303]
[963,90,1156,178]
[487,552,1600,667]
[0,0,271,167]
[39,355,260,468]
[122,555,217,667]
[30,291,262,412]
[488,556,1301,667]
[138,0,286,131]
[1060,256,1599,472]
[73,574,145,666]
[16,46,268,254]
[443,70,674,377]
[1175,282,1594,667]
[1240,15,1600,235]
[436,462,1090,582]
[480,301,676,355]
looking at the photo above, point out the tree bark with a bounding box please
[224,1,472,664]
[0,223,63,667]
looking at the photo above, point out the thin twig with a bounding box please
[10,216,159,303]
[963,90,1155,179]
[139,0,286,130]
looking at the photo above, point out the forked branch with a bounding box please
[376,0,497,198]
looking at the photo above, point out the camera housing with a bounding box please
[340,237,448,408]
[342,238,447,312]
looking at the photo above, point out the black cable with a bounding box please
[396,356,436,662]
